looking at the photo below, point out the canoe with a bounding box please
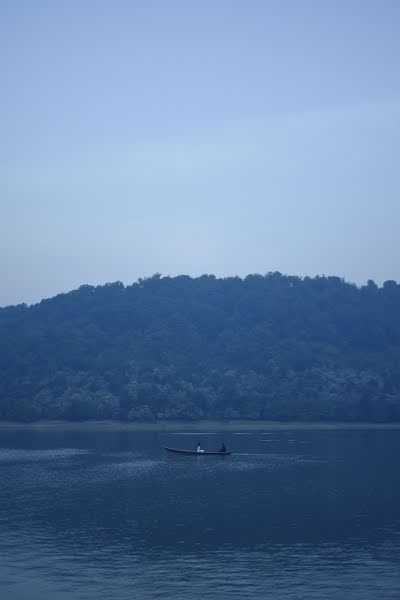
[163,446,232,456]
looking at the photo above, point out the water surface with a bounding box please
[0,428,399,599]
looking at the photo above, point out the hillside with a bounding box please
[1,273,400,422]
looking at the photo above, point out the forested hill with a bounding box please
[1,273,400,422]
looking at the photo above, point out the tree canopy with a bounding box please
[1,273,400,422]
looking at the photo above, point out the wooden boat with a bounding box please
[163,446,232,456]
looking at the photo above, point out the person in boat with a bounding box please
[219,442,227,453]
[197,441,204,453]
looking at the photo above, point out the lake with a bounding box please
[0,427,399,599]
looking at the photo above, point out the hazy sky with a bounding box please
[1,0,399,306]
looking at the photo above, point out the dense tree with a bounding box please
[1,273,400,422]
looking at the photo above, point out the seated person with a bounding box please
[197,442,204,453]
[219,442,227,453]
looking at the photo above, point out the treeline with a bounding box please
[1,273,400,422]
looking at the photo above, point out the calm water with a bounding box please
[0,428,399,599]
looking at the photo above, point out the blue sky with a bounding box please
[1,0,399,305]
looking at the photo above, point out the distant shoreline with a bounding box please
[0,420,400,431]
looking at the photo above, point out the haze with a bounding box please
[1,0,399,306]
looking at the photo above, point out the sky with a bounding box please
[1,0,399,306]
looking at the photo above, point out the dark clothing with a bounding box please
[219,443,227,453]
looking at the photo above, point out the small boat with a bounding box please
[163,446,232,456]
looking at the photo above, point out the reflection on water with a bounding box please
[0,429,400,599]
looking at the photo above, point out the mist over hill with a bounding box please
[1,272,400,422]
